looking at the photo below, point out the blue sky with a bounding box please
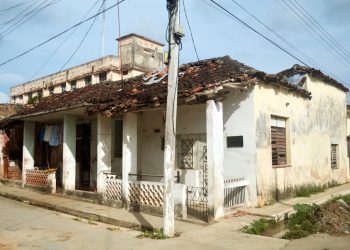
[0,0,350,103]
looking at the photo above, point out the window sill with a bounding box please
[272,164,291,169]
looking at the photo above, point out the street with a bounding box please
[0,196,349,250]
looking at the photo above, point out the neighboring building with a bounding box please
[10,33,165,104]
[1,56,349,222]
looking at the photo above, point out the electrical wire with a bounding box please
[59,0,106,70]
[202,0,311,67]
[99,0,107,57]
[229,0,346,87]
[0,0,37,13]
[182,0,200,61]
[290,0,350,62]
[0,0,40,29]
[280,0,350,68]
[0,0,61,39]
[32,0,101,78]
[0,0,127,68]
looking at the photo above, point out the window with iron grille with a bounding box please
[71,81,76,91]
[99,72,107,82]
[271,116,287,166]
[331,144,338,169]
[85,76,92,85]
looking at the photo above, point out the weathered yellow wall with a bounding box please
[254,76,348,205]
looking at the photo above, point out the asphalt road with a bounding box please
[0,196,349,250]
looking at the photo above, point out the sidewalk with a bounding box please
[240,183,350,220]
[0,184,202,233]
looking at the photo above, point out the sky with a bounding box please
[0,0,350,103]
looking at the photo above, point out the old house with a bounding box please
[0,55,348,221]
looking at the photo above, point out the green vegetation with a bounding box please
[27,95,42,104]
[241,218,277,235]
[332,194,350,203]
[87,217,97,225]
[294,184,326,197]
[282,204,319,239]
[137,228,167,240]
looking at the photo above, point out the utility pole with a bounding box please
[163,0,181,237]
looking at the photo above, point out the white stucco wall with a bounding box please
[222,89,257,205]
[136,105,206,183]
[254,77,348,205]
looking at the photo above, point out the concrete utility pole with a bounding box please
[163,0,181,237]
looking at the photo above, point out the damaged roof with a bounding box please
[276,64,349,92]
[8,56,313,119]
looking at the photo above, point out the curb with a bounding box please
[0,190,151,231]
[244,188,350,221]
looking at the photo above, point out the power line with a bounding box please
[99,0,107,57]
[0,0,61,39]
[0,0,40,29]
[291,0,350,61]
[0,0,37,13]
[32,0,102,78]
[59,0,106,70]
[228,0,345,86]
[280,0,350,68]
[202,0,311,67]
[0,0,127,68]
[182,0,200,61]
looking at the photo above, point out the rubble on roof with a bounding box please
[276,64,348,92]
[7,56,314,120]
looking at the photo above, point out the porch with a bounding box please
[1,100,250,222]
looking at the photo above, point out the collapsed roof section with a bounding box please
[275,64,349,92]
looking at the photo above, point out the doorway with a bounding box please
[76,123,92,190]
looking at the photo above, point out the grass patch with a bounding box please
[137,228,167,240]
[87,217,97,225]
[294,184,326,197]
[282,204,319,239]
[332,194,350,203]
[241,218,277,235]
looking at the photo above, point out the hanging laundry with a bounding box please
[44,125,52,142]
[39,127,45,143]
[49,125,59,146]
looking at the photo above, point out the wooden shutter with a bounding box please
[331,144,337,169]
[271,126,287,165]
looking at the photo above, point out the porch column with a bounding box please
[96,114,112,193]
[122,112,137,207]
[63,115,76,190]
[22,121,35,187]
[206,100,224,221]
